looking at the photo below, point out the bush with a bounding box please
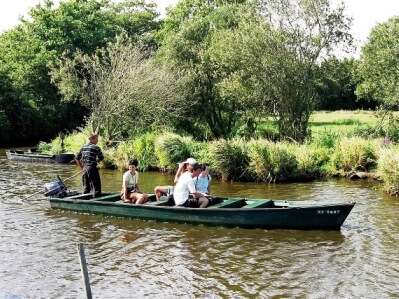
[248,140,297,182]
[202,139,250,181]
[295,145,330,178]
[37,141,52,153]
[113,140,136,170]
[38,136,64,154]
[331,137,377,173]
[102,147,117,169]
[378,147,399,195]
[154,133,193,170]
[63,132,87,154]
[311,129,340,149]
[131,132,157,171]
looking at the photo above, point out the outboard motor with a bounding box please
[44,177,67,198]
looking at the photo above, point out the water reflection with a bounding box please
[0,154,399,298]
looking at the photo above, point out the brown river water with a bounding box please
[0,150,398,298]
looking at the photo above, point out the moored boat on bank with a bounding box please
[6,149,75,164]
[49,193,355,230]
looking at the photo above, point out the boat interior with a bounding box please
[57,192,289,209]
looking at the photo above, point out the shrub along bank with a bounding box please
[38,130,399,195]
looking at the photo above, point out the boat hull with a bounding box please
[6,150,74,164]
[49,194,355,230]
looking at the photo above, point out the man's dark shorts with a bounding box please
[180,197,200,208]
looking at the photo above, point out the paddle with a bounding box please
[23,169,85,201]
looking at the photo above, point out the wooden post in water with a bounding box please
[77,243,92,299]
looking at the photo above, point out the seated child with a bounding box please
[121,159,148,204]
[192,164,211,195]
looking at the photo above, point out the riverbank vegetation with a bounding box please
[1,0,398,195]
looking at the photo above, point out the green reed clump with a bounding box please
[311,129,340,149]
[247,140,297,182]
[295,145,330,178]
[38,136,64,154]
[113,140,135,170]
[101,147,117,169]
[154,133,193,170]
[377,147,399,196]
[131,132,157,171]
[63,132,88,154]
[203,139,249,181]
[330,137,378,173]
[37,141,52,154]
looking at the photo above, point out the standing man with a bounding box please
[75,132,104,197]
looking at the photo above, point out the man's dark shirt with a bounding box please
[76,143,104,167]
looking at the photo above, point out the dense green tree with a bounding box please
[52,36,183,141]
[356,16,399,107]
[315,58,377,110]
[158,0,250,139]
[158,0,352,141]
[0,0,159,145]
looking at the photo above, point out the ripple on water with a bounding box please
[0,159,399,298]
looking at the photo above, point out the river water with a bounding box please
[0,152,398,298]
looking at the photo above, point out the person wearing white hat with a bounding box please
[173,162,209,208]
[153,157,197,201]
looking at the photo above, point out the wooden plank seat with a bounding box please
[243,200,274,208]
[145,198,169,206]
[211,198,246,208]
[91,194,120,202]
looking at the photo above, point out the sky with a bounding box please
[0,0,398,57]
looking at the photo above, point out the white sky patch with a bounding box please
[0,0,398,57]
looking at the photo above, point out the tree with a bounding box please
[52,37,183,141]
[249,0,352,141]
[0,0,160,145]
[356,17,399,107]
[315,58,377,110]
[158,0,352,141]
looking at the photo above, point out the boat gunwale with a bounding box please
[49,196,356,212]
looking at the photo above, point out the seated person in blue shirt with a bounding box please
[192,164,211,195]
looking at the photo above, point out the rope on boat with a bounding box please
[22,169,86,201]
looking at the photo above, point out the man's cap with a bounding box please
[182,158,197,165]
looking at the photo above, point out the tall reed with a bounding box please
[377,147,399,196]
[248,140,297,182]
[154,133,192,170]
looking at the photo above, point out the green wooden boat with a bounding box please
[49,193,355,230]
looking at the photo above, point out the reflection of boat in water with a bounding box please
[49,192,355,230]
[6,149,75,164]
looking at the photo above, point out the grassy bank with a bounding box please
[38,110,399,196]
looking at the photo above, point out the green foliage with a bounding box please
[0,0,160,145]
[114,140,136,170]
[295,145,330,178]
[311,130,341,149]
[206,0,352,141]
[154,133,192,170]
[63,132,88,154]
[158,1,254,139]
[377,147,399,196]
[52,36,181,141]
[247,140,298,182]
[331,137,378,173]
[202,139,250,181]
[131,132,157,171]
[37,141,52,154]
[356,17,399,105]
[315,58,377,110]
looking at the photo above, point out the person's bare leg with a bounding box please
[154,186,167,201]
[198,196,209,208]
[135,193,148,204]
